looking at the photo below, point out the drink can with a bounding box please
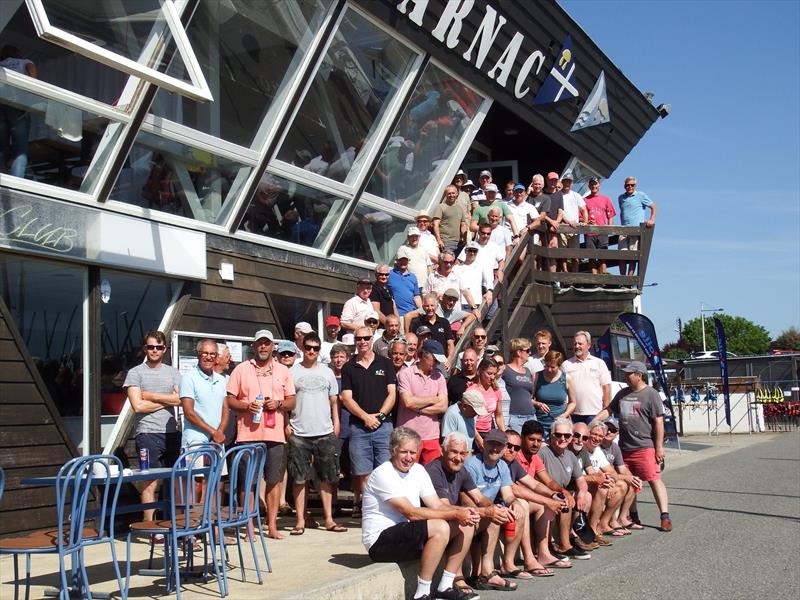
[503,518,516,540]
[138,448,149,471]
[179,446,187,469]
[252,394,264,424]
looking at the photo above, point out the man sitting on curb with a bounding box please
[362,427,480,600]
[599,418,644,531]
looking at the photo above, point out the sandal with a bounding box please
[499,568,533,580]
[289,527,304,536]
[325,524,348,532]
[474,570,517,591]
[526,567,555,577]
[453,576,478,598]
[541,559,572,569]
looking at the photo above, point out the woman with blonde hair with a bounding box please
[468,358,504,452]
[503,338,536,433]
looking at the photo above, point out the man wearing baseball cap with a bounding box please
[441,388,487,450]
[227,329,296,539]
[559,171,588,273]
[595,360,671,532]
[341,278,374,333]
[320,315,341,365]
[478,169,493,190]
[399,226,433,293]
[388,248,422,324]
[470,183,519,237]
[415,211,440,263]
[540,172,565,271]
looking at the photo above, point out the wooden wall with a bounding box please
[0,297,79,537]
[547,289,637,353]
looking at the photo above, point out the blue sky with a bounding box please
[560,0,800,347]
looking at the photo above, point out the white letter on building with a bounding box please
[462,5,506,69]
[514,50,545,99]
[396,0,429,26]
[487,31,523,87]
[430,0,475,49]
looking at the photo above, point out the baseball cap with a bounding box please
[253,329,274,343]
[415,325,432,336]
[561,171,574,181]
[546,171,560,180]
[460,389,488,416]
[588,177,599,185]
[622,360,648,375]
[513,183,526,191]
[276,340,298,354]
[407,226,421,237]
[605,417,619,432]
[357,277,372,286]
[483,429,507,445]
[455,169,466,178]
[465,241,480,251]
[484,183,499,193]
[364,310,380,323]
[395,246,413,260]
[479,170,492,178]
[484,344,500,356]
[421,339,447,363]
[325,315,340,327]
[463,179,475,188]
[443,288,460,299]
[341,333,355,345]
[294,322,312,334]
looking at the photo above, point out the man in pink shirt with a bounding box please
[562,330,611,425]
[227,329,296,539]
[583,178,617,274]
[396,340,449,465]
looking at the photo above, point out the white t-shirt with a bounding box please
[458,242,504,271]
[561,190,586,223]
[488,226,512,251]
[505,199,539,231]
[587,446,610,472]
[419,231,440,259]
[454,262,492,306]
[524,356,545,375]
[361,461,436,549]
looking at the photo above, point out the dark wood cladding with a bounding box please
[0,297,79,537]
[359,0,659,176]
[548,289,637,351]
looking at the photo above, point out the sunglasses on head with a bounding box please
[506,443,521,452]
[552,432,572,440]
[144,344,165,351]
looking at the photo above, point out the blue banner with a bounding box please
[533,35,579,105]
[713,317,732,427]
[591,328,613,373]
[617,312,671,409]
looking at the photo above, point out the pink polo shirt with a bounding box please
[227,359,295,443]
[468,382,502,433]
[396,364,447,441]
[516,450,545,477]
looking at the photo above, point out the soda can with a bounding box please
[138,448,150,471]
[252,394,264,424]
[178,446,187,469]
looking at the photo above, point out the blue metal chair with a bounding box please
[216,443,271,596]
[0,454,126,600]
[126,445,225,600]
[0,465,5,502]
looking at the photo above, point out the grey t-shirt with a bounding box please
[609,386,665,451]
[123,362,181,435]
[537,444,582,488]
[290,362,338,437]
[425,459,477,505]
[603,441,624,468]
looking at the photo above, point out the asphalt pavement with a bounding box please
[476,431,800,600]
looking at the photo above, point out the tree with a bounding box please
[772,327,800,351]
[662,341,690,360]
[681,314,771,356]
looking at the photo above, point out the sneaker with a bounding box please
[435,587,473,600]
[564,546,591,560]
[572,536,598,551]
[660,517,673,532]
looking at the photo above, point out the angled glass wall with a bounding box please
[332,202,412,265]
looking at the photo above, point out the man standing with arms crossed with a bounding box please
[124,330,181,523]
[227,329,296,539]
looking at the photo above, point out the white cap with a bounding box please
[342,333,355,345]
[364,310,380,323]
[485,183,499,193]
[294,322,312,334]
[407,226,421,237]
[253,329,274,342]
[396,246,413,260]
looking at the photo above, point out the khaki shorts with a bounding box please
[619,235,639,251]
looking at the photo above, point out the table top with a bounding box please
[21,467,208,487]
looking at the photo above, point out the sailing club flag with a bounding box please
[591,328,613,373]
[617,312,672,410]
[533,35,579,105]
[713,317,732,427]
[571,70,610,131]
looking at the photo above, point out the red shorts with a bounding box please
[622,447,660,482]
[416,439,443,465]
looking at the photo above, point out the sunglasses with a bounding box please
[355,335,372,342]
[573,434,589,441]
[473,334,486,339]
[279,351,296,357]
[365,320,379,325]
[304,344,320,352]
[144,344,165,351]
[625,183,636,188]
[199,351,217,358]
[506,443,521,452]
[552,432,572,440]
[376,273,389,277]
[466,248,478,253]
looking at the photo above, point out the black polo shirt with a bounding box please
[447,373,476,405]
[341,353,396,424]
[369,283,394,317]
[410,315,454,349]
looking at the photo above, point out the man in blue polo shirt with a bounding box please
[180,339,229,447]
[618,176,657,275]
[388,248,421,326]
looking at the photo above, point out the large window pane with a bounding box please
[0,256,84,448]
[151,0,332,148]
[366,64,484,209]
[0,81,125,191]
[268,293,321,340]
[332,203,411,265]
[238,172,349,250]
[276,8,417,184]
[109,130,252,225]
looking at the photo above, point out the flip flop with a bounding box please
[603,529,627,537]
[526,567,555,577]
[289,527,304,536]
[627,523,645,530]
[542,559,572,569]
[499,569,533,580]
[325,524,348,532]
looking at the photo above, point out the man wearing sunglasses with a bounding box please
[617,176,657,275]
[124,330,182,522]
[288,332,346,534]
[227,329,296,539]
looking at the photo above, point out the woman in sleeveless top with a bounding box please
[468,358,504,452]
[533,350,575,436]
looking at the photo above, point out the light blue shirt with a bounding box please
[465,455,512,503]
[617,190,653,225]
[441,403,476,449]
[180,365,227,446]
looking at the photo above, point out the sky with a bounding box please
[560,0,800,347]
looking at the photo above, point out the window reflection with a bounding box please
[238,172,349,250]
[276,8,417,183]
[151,0,331,148]
[333,203,411,264]
[367,64,483,209]
[110,130,252,224]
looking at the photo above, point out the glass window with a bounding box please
[0,81,125,189]
[332,203,411,265]
[268,293,321,340]
[276,8,418,184]
[366,63,484,209]
[150,0,332,149]
[99,270,181,417]
[0,256,84,447]
[109,129,252,225]
[238,172,349,251]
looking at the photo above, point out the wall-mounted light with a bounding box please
[219,261,234,282]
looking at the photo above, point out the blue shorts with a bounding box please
[571,414,596,425]
[507,414,537,434]
[349,421,393,476]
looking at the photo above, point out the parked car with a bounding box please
[690,350,738,359]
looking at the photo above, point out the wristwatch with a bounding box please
[377,412,387,422]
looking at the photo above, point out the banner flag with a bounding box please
[533,35,579,105]
[617,312,671,409]
[571,70,610,131]
[713,317,732,427]
[591,328,613,373]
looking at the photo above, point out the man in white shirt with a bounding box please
[401,227,433,291]
[341,278,373,332]
[562,330,611,423]
[415,211,441,265]
[454,242,493,314]
[559,172,588,272]
[459,222,506,283]
[362,427,479,600]
[505,183,541,235]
